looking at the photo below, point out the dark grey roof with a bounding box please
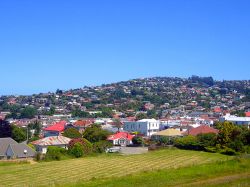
[0,138,17,156]
[8,144,36,158]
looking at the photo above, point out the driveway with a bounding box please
[119,146,148,155]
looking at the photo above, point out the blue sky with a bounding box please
[0,0,249,95]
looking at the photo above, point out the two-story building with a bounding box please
[123,119,160,137]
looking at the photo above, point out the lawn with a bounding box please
[75,158,250,187]
[0,149,234,187]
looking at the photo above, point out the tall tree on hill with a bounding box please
[0,120,11,137]
[113,118,122,132]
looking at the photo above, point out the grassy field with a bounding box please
[0,149,237,187]
[75,158,250,187]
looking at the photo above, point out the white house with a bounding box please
[107,132,133,146]
[31,136,71,154]
[124,119,160,136]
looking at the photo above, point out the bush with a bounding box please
[45,146,67,161]
[174,136,202,150]
[83,124,111,143]
[220,147,237,156]
[70,142,84,158]
[132,136,144,146]
[204,146,217,153]
[63,128,82,139]
[197,133,217,148]
[243,146,250,154]
[93,141,112,153]
[68,138,93,155]
[35,152,42,161]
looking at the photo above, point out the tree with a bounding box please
[93,141,112,153]
[174,135,201,150]
[68,138,93,155]
[45,146,66,161]
[0,120,11,137]
[132,136,144,146]
[197,133,217,148]
[63,128,82,139]
[11,125,26,143]
[20,106,37,119]
[113,118,122,132]
[70,142,84,158]
[28,120,42,137]
[100,107,114,118]
[216,121,236,146]
[72,109,89,118]
[136,113,147,120]
[83,124,111,143]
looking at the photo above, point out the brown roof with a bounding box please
[184,125,219,136]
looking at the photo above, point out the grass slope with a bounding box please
[0,149,231,187]
[71,158,250,187]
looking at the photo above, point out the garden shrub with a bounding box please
[45,146,66,161]
[68,138,93,155]
[70,142,84,158]
[93,140,112,153]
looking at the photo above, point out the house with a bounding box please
[219,114,250,127]
[151,128,182,140]
[107,132,133,146]
[6,143,36,159]
[43,121,67,137]
[184,125,219,136]
[66,120,93,133]
[124,119,160,137]
[31,136,71,154]
[0,138,36,159]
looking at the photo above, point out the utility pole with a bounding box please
[26,125,29,143]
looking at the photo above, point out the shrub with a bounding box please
[83,124,111,143]
[197,133,217,148]
[68,138,93,155]
[174,135,202,150]
[220,147,237,156]
[132,136,144,146]
[70,142,84,158]
[93,140,112,153]
[243,146,250,154]
[63,128,82,139]
[45,146,67,161]
[204,146,217,153]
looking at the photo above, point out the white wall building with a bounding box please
[124,119,160,136]
[220,114,250,127]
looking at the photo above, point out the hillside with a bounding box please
[1,76,250,119]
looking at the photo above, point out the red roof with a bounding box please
[245,112,250,117]
[107,132,133,141]
[185,125,219,136]
[73,120,93,127]
[214,107,222,113]
[44,121,66,132]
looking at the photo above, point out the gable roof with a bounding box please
[184,125,219,136]
[152,128,182,137]
[31,136,71,146]
[44,121,66,132]
[0,138,17,156]
[7,144,36,158]
[107,132,133,141]
[73,120,93,127]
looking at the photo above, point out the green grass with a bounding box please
[65,158,250,187]
[0,149,234,187]
[0,160,29,167]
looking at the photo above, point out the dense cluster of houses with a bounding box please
[1,111,249,160]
